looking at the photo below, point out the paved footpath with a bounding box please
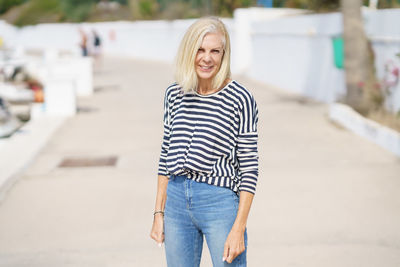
[0,57,399,267]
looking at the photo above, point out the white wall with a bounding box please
[97,20,193,61]
[0,20,17,49]
[366,9,400,113]
[233,8,308,74]
[246,8,400,112]
[2,19,234,62]
[248,12,346,103]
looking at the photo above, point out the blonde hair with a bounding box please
[174,17,231,93]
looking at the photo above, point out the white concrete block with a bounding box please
[30,103,46,119]
[329,103,400,157]
[43,76,76,117]
[43,48,59,62]
[48,58,93,97]
[74,57,93,97]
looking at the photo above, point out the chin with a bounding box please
[197,71,216,81]
[199,74,213,80]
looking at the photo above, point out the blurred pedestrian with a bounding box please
[92,29,102,58]
[150,17,259,267]
[91,29,103,70]
[78,28,88,57]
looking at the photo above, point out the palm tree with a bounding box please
[341,0,382,114]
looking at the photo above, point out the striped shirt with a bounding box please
[158,80,259,194]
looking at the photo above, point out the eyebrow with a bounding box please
[198,46,223,50]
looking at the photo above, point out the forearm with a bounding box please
[232,191,254,231]
[154,175,169,211]
[150,175,168,245]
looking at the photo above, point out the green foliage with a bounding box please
[308,0,339,11]
[272,0,339,11]
[2,0,259,23]
[129,0,159,19]
[214,0,257,16]
[159,1,200,19]
[4,0,400,25]
[11,0,98,25]
[157,0,205,18]
[273,0,307,8]
[138,0,158,18]
[156,0,256,19]
[59,0,95,22]
[378,0,400,8]
[14,0,61,26]
[273,0,400,10]
[0,0,26,14]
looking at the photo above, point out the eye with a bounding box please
[211,49,221,54]
[198,48,205,53]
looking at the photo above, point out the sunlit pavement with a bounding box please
[0,57,399,267]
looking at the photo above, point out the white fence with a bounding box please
[1,7,399,112]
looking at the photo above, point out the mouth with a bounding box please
[199,65,214,72]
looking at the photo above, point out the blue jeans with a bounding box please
[164,175,247,267]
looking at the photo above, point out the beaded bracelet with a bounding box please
[153,210,164,216]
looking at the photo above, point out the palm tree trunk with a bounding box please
[341,0,382,114]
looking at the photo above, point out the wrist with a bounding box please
[153,210,164,216]
[231,223,246,232]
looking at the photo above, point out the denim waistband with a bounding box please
[169,174,187,182]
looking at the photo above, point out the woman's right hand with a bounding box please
[150,214,164,246]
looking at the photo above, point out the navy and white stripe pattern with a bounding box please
[158,80,259,194]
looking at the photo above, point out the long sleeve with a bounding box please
[237,93,259,194]
[158,89,171,176]
[156,81,258,195]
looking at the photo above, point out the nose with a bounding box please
[202,52,212,63]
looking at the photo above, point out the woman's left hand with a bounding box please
[223,227,245,263]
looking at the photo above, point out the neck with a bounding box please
[197,79,214,95]
[197,78,231,95]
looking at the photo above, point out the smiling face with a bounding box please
[195,32,225,85]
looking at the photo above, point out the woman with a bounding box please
[150,17,258,267]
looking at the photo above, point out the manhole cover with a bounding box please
[58,156,118,168]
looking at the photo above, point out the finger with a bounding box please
[150,231,157,241]
[239,245,245,254]
[226,250,237,264]
[223,244,229,262]
[150,230,163,243]
[158,231,165,247]
[159,232,165,244]
[155,232,164,243]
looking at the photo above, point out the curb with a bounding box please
[329,103,400,157]
[0,117,66,203]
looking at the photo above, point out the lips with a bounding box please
[199,65,214,72]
